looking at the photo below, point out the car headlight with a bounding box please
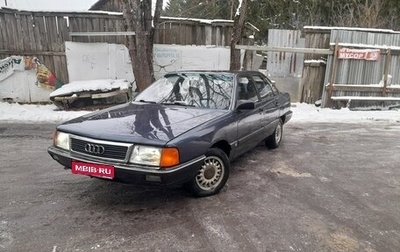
[129,145,179,168]
[53,131,70,151]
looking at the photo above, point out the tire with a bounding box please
[185,148,230,197]
[265,119,283,149]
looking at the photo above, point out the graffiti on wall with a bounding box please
[0,56,25,81]
[0,56,63,89]
[153,47,181,76]
[34,58,63,89]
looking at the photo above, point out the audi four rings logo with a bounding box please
[84,143,105,154]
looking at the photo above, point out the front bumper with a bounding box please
[48,146,204,186]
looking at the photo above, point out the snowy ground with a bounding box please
[0,102,399,124]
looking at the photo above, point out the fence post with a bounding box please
[326,42,339,108]
[382,48,391,97]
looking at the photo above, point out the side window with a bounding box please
[263,76,279,95]
[270,83,279,95]
[252,75,273,98]
[237,76,258,101]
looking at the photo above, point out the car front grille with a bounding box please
[71,137,130,161]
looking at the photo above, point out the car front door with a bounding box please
[251,73,280,138]
[233,74,265,157]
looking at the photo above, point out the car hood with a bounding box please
[57,102,227,145]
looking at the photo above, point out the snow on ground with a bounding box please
[0,103,89,123]
[0,102,399,124]
[291,103,400,123]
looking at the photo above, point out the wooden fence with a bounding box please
[0,8,126,83]
[1,8,256,84]
[300,61,326,103]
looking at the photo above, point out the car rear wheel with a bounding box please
[185,148,230,197]
[265,119,283,149]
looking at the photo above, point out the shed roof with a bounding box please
[303,26,400,34]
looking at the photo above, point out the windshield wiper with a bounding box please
[137,100,156,104]
[160,101,195,107]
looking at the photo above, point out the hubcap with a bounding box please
[275,123,282,143]
[195,156,224,191]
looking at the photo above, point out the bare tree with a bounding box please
[230,0,249,71]
[331,0,388,28]
[120,0,163,92]
[357,0,387,28]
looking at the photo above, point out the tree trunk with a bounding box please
[120,0,163,92]
[230,0,249,71]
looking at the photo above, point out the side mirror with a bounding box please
[236,100,255,110]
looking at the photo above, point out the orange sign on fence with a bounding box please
[338,48,381,61]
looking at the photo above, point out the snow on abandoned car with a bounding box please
[48,71,292,197]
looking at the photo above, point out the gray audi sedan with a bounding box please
[48,71,292,197]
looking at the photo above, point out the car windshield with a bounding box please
[134,72,234,109]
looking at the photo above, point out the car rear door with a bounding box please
[250,73,280,138]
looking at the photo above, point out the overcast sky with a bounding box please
[0,0,98,11]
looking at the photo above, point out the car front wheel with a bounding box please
[265,119,283,149]
[185,148,230,197]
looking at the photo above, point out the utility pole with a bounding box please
[4,0,7,6]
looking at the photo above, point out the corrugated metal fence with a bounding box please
[267,29,304,77]
[322,29,400,108]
